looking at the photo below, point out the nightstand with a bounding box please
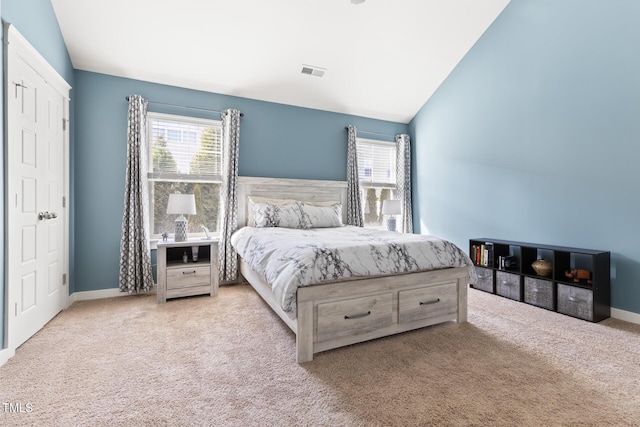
[157,238,219,303]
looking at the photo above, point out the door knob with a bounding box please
[38,211,58,220]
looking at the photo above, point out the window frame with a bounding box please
[356,137,397,229]
[146,112,223,244]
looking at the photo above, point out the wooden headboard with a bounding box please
[237,176,348,227]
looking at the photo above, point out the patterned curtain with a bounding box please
[119,95,154,293]
[218,109,242,283]
[396,134,413,234]
[346,125,363,227]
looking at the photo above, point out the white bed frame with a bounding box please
[237,176,469,363]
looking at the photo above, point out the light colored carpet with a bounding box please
[1,284,639,426]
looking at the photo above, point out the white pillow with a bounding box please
[247,197,297,226]
[298,202,343,228]
[252,202,306,229]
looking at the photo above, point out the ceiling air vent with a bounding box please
[301,65,326,77]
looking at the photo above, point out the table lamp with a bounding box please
[167,193,196,241]
[382,199,401,232]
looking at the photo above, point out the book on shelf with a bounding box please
[471,243,493,267]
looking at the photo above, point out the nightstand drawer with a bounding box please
[167,265,211,290]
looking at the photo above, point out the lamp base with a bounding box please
[174,216,188,241]
[387,216,397,232]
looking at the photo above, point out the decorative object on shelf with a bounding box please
[382,199,401,232]
[167,194,197,242]
[192,246,199,262]
[565,269,593,285]
[161,232,168,242]
[501,255,517,269]
[531,258,552,277]
[182,251,188,263]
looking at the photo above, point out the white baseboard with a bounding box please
[0,347,16,367]
[69,285,156,303]
[611,307,640,325]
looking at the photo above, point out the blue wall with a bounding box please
[1,0,75,346]
[410,0,640,315]
[73,70,408,292]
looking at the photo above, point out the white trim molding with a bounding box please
[0,347,16,367]
[611,308,640,325]
[69,286,156,304]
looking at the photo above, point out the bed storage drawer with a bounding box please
[557,284,593,321]
[496,271,522,301]
[398,282,457,324]
[317,293,393,342]
[474,267,494,293]
[524,277,554,310]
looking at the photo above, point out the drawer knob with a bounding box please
[182,270,197,275]
[344,311,371,320]
[419,298,441,306]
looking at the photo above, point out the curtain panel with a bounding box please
[346,125,364,227]
[396,133,413,234]
[119,95,154,293]
[218,109,242,283]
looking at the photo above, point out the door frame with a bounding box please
[2,23,71,362]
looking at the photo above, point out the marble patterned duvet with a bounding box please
[231,226,475,319]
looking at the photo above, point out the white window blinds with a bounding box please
[148,112,222,182]
[356,138,397,188]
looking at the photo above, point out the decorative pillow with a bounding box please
[247,197,297,226]
[252,202,306,229]
[298,202,343,228]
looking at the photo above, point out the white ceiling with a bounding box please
[50,0,510,124]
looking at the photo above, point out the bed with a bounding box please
[234,176,474,363]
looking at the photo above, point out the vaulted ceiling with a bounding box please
[51,0,510,123]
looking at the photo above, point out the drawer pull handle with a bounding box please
[344,311,371,320]
[182,270,197,275]
[420,298,440,306]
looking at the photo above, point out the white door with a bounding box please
[6,25,69,350]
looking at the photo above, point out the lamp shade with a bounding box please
[167,194,196,215]
[381,199,401,215]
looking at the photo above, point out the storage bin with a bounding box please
[496,271,521,301]
[473,266,494,293]
[557,284,593,321]
[524,277,554,310]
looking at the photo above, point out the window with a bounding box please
[357,138,397,228]
[147,112,222,239]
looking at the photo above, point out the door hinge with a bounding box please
[15,302,18,317]
[62,118,67,131]
[62,273,67,285]
[62,196,67,208]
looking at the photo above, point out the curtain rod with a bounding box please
[125,96,244,117]
[344,126,395,139]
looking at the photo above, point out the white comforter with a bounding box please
[230,226,475,318]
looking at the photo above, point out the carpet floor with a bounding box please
[1,284,639,426]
